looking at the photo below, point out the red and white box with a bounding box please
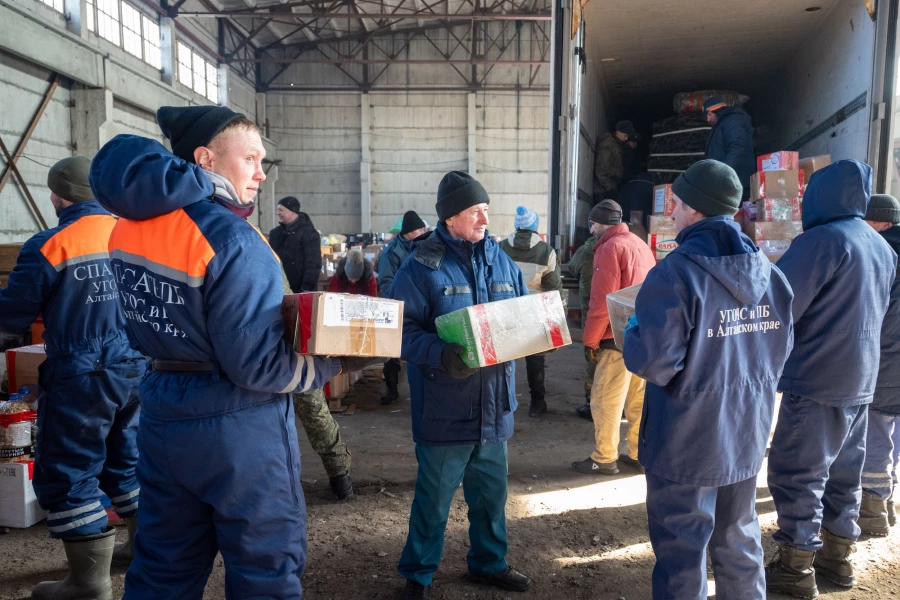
[648,234,679,261]
[750,170,803,202]
[5,344,46,401]
[653,184,676,217]
[0,460,46,528]
[758,151,800,173]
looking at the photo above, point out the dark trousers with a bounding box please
[524,354,545,401]
[384,358,402,390]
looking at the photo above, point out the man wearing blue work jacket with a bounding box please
[391,171,531,600]
[623,160,794,600]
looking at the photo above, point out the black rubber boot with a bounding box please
[575,402,592,421]
[329,474,354,500]
[814,529,857,588]
[528,397,547,417]
[765,544,818,599]
[111,516,138,566]
[31,527,116,600]
[402,580,431,600]
[465,566,531,592]
[380,385,399,405]
[858,492,889,537]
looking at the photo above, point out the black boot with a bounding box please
[402,580,431,600]
[858,492,890,536]
[814,529,857,588]
[528,397,547,417]
[381,359,401,405]
[380,385,399,405]
[465,566,531,592]
[329,474,354,500]
[765,544,818,599]
[575,402,592,421]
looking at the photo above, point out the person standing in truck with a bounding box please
[703,96,755,201]
[594,120,637,204]
[623,160,794,600]
[89,105,368,598]
[0,157,146,600]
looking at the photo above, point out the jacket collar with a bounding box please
[415,222,495,270]
[58,200,106,226]
[593,223,629,252]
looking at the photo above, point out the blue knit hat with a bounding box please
[514,206,539,231]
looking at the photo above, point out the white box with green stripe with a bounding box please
[435,292,572,368]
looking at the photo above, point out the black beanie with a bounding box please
[615,120,636,141]
[672,159,742,216]
[278,196,301,214]
[400,210,427,236]
[866,194,900,224]
[589,199,622,225]
[436,171,490,221]
[156,105,246,163]
[48,156,93,203]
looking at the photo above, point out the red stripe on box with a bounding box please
[299,293,314,354]
[472,304,497,366]
[540,293,565,347]
[6,349,17,392]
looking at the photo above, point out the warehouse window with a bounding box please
[142,16,161,69]
[86,0,95,31]
[177,41,218,103]
[96,0,120,46]
[121,3,142,58]
[39,0,64,12]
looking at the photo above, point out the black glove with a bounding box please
[584,345,597,363]
[440,343,478,379]
[339,356,385,373]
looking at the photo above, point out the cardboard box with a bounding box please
[647,215,678,235]
[332,243,347,253]
[751,170,802,201]
[0,243,23,274]
[5,345,46,401]
[743,221,803,242]
[0,461,46,528]
[324,372,351,399]
[320,246,334,258]
[799,154,832,184]
[282,293,403,357]
[744,198,801,222]
[758,240,792,264]
[435,292,571,368]
[648,233,679,261]
[758,151,799,172]
[652,185,676,217]
[606,284,641,351]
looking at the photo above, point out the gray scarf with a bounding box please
[203,170,257,209]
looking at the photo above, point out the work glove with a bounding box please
[624,314,639,331]
[440,343,478,380]
[584,345,598,363]
[339,356,386,373]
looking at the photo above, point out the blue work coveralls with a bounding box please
[90,135,335,599]
[623,217,794,599]
[0,200,145,538]
[390,222,528,586]
[769,160,897,551]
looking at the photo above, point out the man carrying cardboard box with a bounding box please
[572,200,655,476]
[765,161,897,599]
[378,211,429,405]
[0,156,146,599]
[857,194,900,536]
[391,171,531,600]
[499,206,565,417]
[623,160,794,600]
[90,105,366,598]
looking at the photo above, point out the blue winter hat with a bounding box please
[514,206,539,231]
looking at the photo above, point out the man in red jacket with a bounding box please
[328,248,378,296]
[573,200,656,475]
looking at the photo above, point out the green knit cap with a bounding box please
[672,159,742,216]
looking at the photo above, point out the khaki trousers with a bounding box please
[589,348,645,464]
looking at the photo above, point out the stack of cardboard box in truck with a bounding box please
[743,151,831,263]
[648,184,679,261]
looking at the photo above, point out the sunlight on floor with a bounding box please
[516,473,647,517]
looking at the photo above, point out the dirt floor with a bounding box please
[1,342,899,599]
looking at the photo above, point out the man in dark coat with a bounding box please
[594,120,637,204]
[703,97,755,200]
[269,196,322,292]
[858,194,900,536]
[391,171,531,600]
[765,161,897,599]
[623,160,794,600]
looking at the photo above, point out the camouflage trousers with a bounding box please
[292,388,351,479]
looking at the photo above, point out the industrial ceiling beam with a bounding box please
[233,58,548,64]
[176,10,551,20]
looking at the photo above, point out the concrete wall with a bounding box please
[266,90,549,236]
[756,0,875,161]
[0,0,262,240]
[0,49,71,242]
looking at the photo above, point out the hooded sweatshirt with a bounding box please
[776,160,897,407]
[623,217,794,486]
[874,226,900,414]
[89,134,332,419]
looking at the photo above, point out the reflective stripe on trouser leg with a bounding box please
[46,501,108,536]
[109,488,140,518]
[862,409,897,500]
[769,396,866,551]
